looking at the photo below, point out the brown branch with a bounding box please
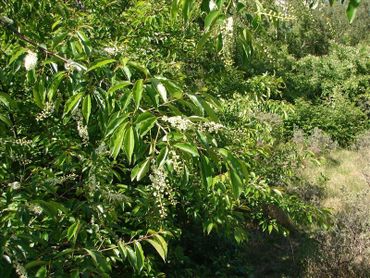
[0,16,87,70]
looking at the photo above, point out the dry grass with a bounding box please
[299,134,370,277]
[300,145,370,212]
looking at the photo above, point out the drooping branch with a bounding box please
[0,16,87,71]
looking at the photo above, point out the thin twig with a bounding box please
[0,16,87,70]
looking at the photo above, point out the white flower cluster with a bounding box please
[209,0,217,10]
[220,16,235,68]
[24,51,37,71]
[8,181,21,190]
[149,164,176,219]
[103,47,117,55]
[169,150,183,173]
[14,137,33,146]
[95,142,109,155]
[36,101,54,122]
[73,112,89,146]
[29,204,43,215]
[162,116,192,131]
[199,121,225,133]
[64,60,84,72]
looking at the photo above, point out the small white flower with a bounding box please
[225,17,234,33]
[209,0,217,10]
[103,47,117,55]
[24,51,38,71]
[9,181,21,190]
[162,116,192,131]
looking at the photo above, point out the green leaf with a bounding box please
[0,92,13,109]
[48,71,65,101]
[84,248,111,273]
[134,241,145,272]
[229,170,242,198]
[35,266,47,278]
[133,79,144,110]
[63,92,83,117]
[131,158,151,181]
[127,61,150,78]
[200,98,219,121]
[111,122,127,159]
[268,224,273,234]
[146,238,166,262]
[156,147,169,167]
[106,114,128,137]
[153,234,168,257]
[82,95,91,123]
[171,0,180,19]
[67,220,80,243]
[108,81,131,95]
[126,245,137,271]
[183,0,195,23]
[0,114,12,127]
[9,47,26,65]
[25,260,48,270]
[118,241,128,260]
[174,143,199,157]
[53,248,75,259]
[33,81,46,109]
[347,0,361,23]
[87,59,116,72]
[135,112,157,137]
[151,79,168,102]
[204,10,220,32]
[200,154,213,188]
[124,125,135,164]
[206,223,214,235]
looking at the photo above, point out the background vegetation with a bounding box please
[0,0,369,277]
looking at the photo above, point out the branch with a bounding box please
[0,16,87,71]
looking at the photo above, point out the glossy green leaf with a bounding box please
[106,114,128,137]
[118,241,128,259]
[134,241,145,272]
[85,248,111,273]
[0,114,12,127]
[111,122,128,159]
[174,143,199,157]
[131,158,151,181]
[229,170,242,198]
[108,81,131,95]
[0,92,12,109]
[347,0,361,23]
[156,147,169,167]
[133,79,143,109]
[9,47,26,65]
[135,112,157,137]
[63,92,83,117]
[146,238,166,262]
[124,125,135,164]
[82,95,91,123]
[33,81,46,109]
[67,220,80,242]
[204,10,220,32]
[87,59,116,72]
[47,71,65,101]
[126,245,137,270]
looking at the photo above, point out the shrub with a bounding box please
[285,95,369,146]
[304,189,370,278]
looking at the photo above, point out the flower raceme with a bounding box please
[23,51,37,71]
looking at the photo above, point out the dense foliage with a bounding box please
[0,0,368,277]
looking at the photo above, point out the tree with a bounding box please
[0,1,333,276]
